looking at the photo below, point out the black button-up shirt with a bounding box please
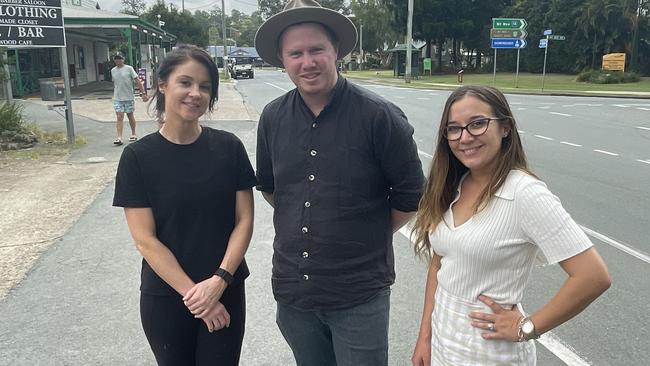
[256,77,424,310]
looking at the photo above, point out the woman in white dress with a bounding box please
[410,86,611,365]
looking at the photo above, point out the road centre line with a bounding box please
[396,226,592,366]
[637,159,650,165]
[560,141,582,147]
[614,104,629,108]
[517,107,527,111]
[417,98,430,100]
[518,130,525,133]
[581,226,650,264]
[538,106,551,109]
[635,126,650,131]
[593,149,619,156]
[418,149,433,159]
[538,102,556,105]
[264,82,289,92]
[534,135,554,140]
[638,107,650,111]
[395,96,406,99]
[550,112,572,117]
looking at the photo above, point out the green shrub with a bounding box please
[576,69,641,84]
[0,101,28,133]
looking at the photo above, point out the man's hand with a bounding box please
[141,93,149,102]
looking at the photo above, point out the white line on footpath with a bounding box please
[581,226,650,264]
[635,126,650,131]
[550,112,572,117]
[637,159,650,165]
[395,227,594,366]
[593,149,619,156]
[265,82,289,92]
[560,141,582,147]
[418,149,433,159]
[534,135,554,140]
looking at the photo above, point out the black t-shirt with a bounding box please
[113,127,257,296]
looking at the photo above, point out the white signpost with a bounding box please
[540,29,566,92]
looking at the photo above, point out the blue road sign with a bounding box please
[539,39,548,48]
[543,29,553,36]
[491,38,527,49]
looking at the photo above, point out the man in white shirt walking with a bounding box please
[111,52,148,146]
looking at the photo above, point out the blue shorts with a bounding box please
[114,100,135,113]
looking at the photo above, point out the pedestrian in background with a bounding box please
[254,1,425,365]
[111,52,148,146]
[113,44,256,365]
[410,85,611,365]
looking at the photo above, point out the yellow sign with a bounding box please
[602,53,626,71]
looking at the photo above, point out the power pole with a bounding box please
[405,0,413,83]
[221,0,229,80]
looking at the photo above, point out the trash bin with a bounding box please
[39,77,65,101]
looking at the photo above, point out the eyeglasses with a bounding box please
[443,117,510,141]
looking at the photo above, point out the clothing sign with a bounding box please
[0,0,66,47]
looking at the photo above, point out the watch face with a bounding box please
[522,320,535,334]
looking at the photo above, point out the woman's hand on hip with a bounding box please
[183,276,227,315]
[468,295,523,342]
[198,301,231,332]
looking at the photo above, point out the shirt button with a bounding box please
[303,274,309,280]
[302,251,309,258]
[301,226,309,233]
[308,174,315,181]
[312,123,317,128]
[310,150,317,157]
[304,201,311,208]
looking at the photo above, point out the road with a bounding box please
[235,69,650,365]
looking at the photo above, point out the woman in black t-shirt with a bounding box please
[113,44,256,365]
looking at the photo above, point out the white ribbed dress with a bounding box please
[428,170,593,365]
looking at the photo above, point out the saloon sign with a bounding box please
[0,0,65,47]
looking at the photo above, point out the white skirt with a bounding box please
[431,286,536,365]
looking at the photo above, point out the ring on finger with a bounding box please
[487,322,494,331]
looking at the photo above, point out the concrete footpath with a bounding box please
[0,83,295,365]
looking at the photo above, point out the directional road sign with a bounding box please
[548,35,566,41]
[543,29,553,36]
[492,18,527,29]
[491,38,527,49]
[490,29,528,39]
[539,39,548,48]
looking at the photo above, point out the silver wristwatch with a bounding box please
[518,317,539,341]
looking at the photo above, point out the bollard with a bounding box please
[457,69,464,83]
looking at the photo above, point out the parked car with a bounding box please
[230,62,254,79]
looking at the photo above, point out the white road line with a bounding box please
[637,107,650,111]
[395,228,593,366]
[538,333,592,366]
[534,135,554,140]
[517,107,527,111]
[518,130,525,134]
[395,96,406,99]
[560,141,582,147]
[581,226,650,264]
[538,106,551,109]
[635,126,650,131]
[417,98,430,100]
[636,159,650,165]
[429,93,439,96]
[418,149,433,159]
[562,103,602,107]
[538,102,556,105]
[593,149,619,156]
[550,112,572,117]
[264,82,289,92]
[614,104,629,108]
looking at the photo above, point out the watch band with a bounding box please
[214,268,234,285]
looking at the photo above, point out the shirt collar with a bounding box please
[455,170,520,201]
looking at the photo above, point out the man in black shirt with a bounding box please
[254,1,424,365]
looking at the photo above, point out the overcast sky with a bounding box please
[99,0,259,15]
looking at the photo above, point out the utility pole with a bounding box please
[182,0,184,13]
[405,0,413,83]
[221,0,229,80]
[359,22,363,71]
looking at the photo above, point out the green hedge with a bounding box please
[576,70,641,84]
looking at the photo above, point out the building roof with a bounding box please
[208,46,260,58]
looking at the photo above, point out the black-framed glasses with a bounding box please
[443,117,510,141]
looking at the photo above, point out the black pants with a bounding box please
[140,283,245,366]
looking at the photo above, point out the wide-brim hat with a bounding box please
[255,0,357,68]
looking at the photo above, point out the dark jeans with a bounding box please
[276,287,390,366]
[140,282,245,366]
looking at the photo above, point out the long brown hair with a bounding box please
[412,85,534,259]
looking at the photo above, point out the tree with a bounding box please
[258,0,284,18]
[350,0,398,54]
[143,0,208,46]
[121,0,146,16]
